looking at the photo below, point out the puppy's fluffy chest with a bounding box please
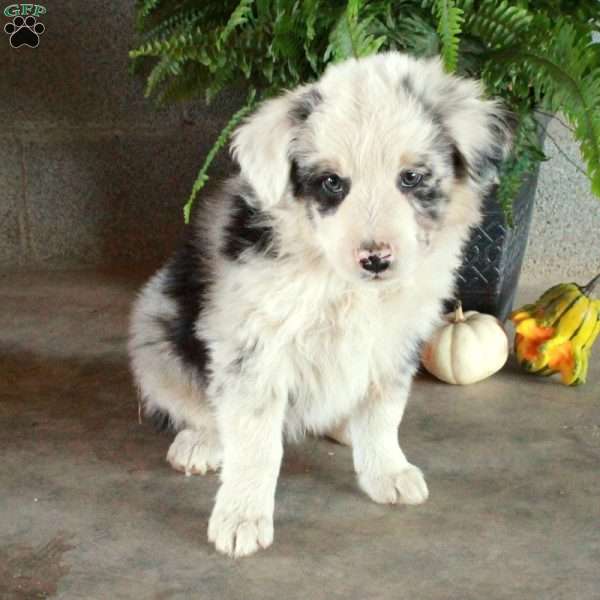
[288,286,431,431]
[211,259,435,435]
[283,291,395,433]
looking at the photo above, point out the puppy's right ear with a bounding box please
[411,57,515,193]
[437,76,515,193]
[230,86,321,208]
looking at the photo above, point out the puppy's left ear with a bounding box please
[441,78,515,192]
[230,86,321,207]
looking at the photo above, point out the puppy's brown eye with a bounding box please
[322,174,344,195]
[399,170,423,188]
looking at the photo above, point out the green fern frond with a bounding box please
[138,8,206,43]
[218,0,254,49]
[130,26,205,59]
[144,55,183,98]
[463,0,532,49]
[303,0,318,42]
[157,62,211,105]
[433,0,463,73]
[136,0,163,25]
[390,12,439,58]
[491,22,600,196]
[302,0,321,72]
[138,0,161,17]
[326,0,386,62]
[183,92,257,224]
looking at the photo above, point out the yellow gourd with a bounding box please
[422,303,509,384]
[510,273,600,386]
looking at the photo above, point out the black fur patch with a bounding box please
[290,159,350,216]
[290,159,305,198]
[451,144,468,180]
[222,195,277,260]
[161,229,212,382]
[147,407,175,433]
[289,88,323,123]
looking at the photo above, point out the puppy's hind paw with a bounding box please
[359,464,429,506]
[166,429,222,476]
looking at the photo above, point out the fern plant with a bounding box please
[131,0,600,223]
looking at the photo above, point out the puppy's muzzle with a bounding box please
[356,242,394,274]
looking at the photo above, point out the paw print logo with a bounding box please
[4,15,45,48]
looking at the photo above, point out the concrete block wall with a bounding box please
[1,1,599,282]
[0,0,239,269]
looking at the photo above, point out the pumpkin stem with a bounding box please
[582,271,600,296]
[454,300,465,323]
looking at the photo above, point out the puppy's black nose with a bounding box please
[360,254,390,273]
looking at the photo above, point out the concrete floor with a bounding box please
[1,270,599,600]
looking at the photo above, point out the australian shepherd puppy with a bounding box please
[129,52,512,557]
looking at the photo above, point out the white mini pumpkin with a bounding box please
[422,303,509,385]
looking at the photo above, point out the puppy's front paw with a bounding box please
[167,429,222,476]
[208,504,273,558]
[359,464,429,505]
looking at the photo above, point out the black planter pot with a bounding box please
[454,164,540,322]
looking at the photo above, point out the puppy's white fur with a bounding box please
[129,52,511,557]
